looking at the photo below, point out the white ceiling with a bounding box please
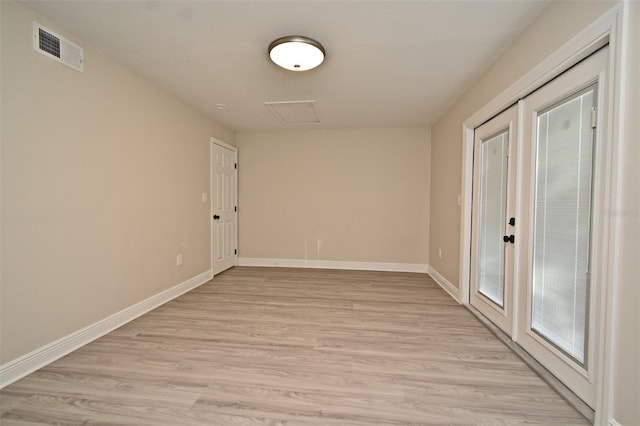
[21,0,549,131]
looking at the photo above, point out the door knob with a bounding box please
[503,234,515,244]
[213,215,220,220]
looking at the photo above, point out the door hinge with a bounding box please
[234,249,237,255]
[234,206,237,212]
[591,107,597,129]
[234,163,237,169]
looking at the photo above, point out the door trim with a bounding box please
[458,4,626,423]
[210,137,238,275]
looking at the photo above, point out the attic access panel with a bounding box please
[265,101,321,127]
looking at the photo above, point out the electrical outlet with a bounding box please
[438,248,442,259]
[317,239,323,248]
[176,254,183,266]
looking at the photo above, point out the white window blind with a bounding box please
[477,131,509,307]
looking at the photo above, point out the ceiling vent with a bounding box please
[265,101,321,127]
[33,22,84,73]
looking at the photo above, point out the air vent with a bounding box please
[33,22,84,73]
[265,101,321,127]
[38,28,60,57]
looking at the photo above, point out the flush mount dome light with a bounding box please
[268,36,325,71]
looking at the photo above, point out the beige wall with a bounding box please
[0,1,234,363]
[236,128,430,265]
[429,0,638,423]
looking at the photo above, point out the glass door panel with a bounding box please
[478,131,509,307]
[531,87,596,365]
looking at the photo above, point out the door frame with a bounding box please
[458,4,626,424]
[210,137,238,275]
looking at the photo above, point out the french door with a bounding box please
[470,47,608,407]
[470,106,517,335]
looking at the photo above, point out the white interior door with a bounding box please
[470,106,518,335]
[212,140,237,275]
[515,47,608,408]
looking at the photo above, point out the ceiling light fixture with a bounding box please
[268,36,325,71]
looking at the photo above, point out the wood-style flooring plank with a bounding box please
[1,267,588,425]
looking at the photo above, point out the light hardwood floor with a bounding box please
[0,267,588,425]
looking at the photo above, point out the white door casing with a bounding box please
[211,138,237,275]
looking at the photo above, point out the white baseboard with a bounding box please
[427,265,461,303]
[0,269,213,389]
[608,420,622,426]
[238,257,428,274]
